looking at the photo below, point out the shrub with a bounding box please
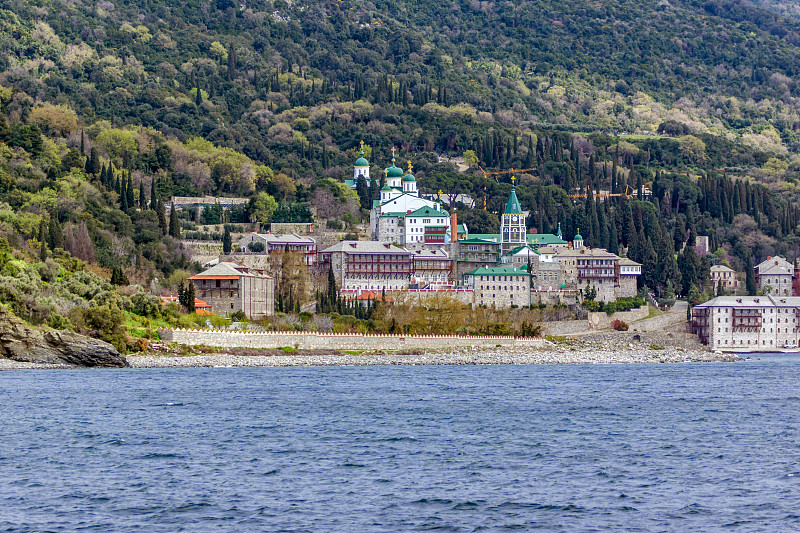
[611,319,629,331]
[84,303,127,352]
[131,292,162,318]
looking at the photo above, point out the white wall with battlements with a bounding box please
[159,329,543,351]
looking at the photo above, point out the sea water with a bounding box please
[1,356,799,531]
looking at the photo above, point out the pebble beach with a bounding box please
[0,331,740,370]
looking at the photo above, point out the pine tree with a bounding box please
[169,205,181,238]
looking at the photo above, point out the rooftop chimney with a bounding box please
[451,211,457,242]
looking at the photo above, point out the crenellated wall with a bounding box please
[158,329,544,350]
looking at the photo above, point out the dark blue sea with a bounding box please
[2,356,800,532]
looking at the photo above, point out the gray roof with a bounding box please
[190,262,263,278]
[693,295,800,309]
[240,232,316,244]
[756,256,793,275]
[412,249,449,259]
[618,257,642,266]
[320,241,413,255]
[710,264,735,273]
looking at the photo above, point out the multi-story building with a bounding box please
[237,231,317,266]
[370,152,451,244]
[555,234,641,302]
[710,264,738,292]
[463,266,532,308]
[318,241,415,292]
[692,295,800,351]
[754,256,794,296]
[411,249,452,287]
[188,262,275,318]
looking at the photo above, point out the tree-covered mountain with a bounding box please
[2,0,800,341]
[3,0,800,168]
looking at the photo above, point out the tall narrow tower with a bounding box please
[353,140,370,181]
[501,176,526,255]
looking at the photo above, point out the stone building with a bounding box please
[237,231,317,266]
[692,295,800,351]
[318,241,414,292]
[463,266,532,308]
[710,264,738,292]
[188,262,275,318]
[411,249,453,287]
[754,256,793,296]
[554,236,641,302]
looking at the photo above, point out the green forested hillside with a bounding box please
[2,0,800,340]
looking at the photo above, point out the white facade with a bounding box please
[692,295,800,351]
[755,256,794,296]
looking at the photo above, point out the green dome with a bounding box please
[355,157,369,167]
[402,172,416,182]
[386,165,404,178]
[574,233,583,241]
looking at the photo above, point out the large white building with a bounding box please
[369,151,451,244]
[692,295,800,351]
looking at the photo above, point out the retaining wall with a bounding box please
[588,305,650,329]
[158,329,544,350]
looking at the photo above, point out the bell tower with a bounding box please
[501,176,527,255]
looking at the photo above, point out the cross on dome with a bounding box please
[407,160,413,172]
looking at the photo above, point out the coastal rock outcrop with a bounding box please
[0,307,128,368]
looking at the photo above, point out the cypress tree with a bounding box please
[222,226,232,254]
[126,172,135,209]
[195,85,202,106]
[156,198,167,235]
[186,281,196,313]
[139,180,146,209]
[38,218,47,261]
[745,255,756,296]
[169,206,181,238]
[150,178,157,210]
[48,212,63,251]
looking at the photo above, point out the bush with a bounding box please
[131,292,162,318]
[84,303,127,352]
[583,299,600,311]
[247,241,265,252]
[611,319,629,331]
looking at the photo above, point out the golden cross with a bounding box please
[384,169,388,177]
[360,140,364,152]
[391,147,396,157]
[438,189,443,196]
[511,175,516,185]
[407,160,413,172]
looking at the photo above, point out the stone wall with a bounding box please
[587,305,650,329]
[159,329,544,351]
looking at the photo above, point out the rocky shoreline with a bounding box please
[0,330,742,370]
